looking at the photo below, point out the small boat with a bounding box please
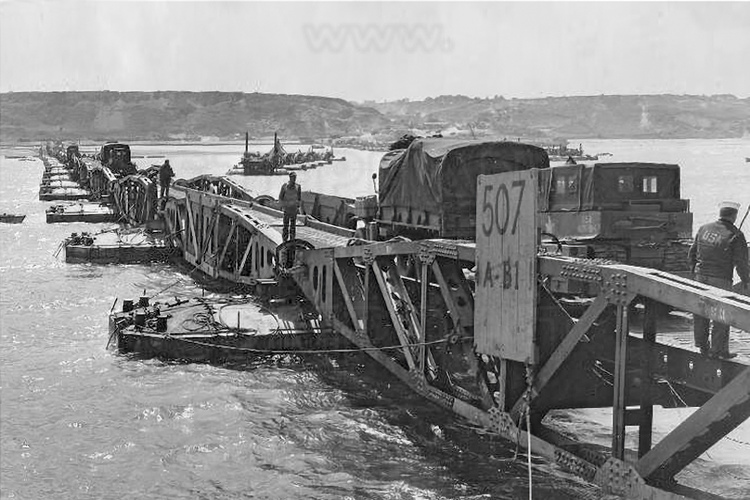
[0,213,26,224]
[746,157,749,162]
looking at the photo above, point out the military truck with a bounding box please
[376,139,550,240]
[98,142,137,177]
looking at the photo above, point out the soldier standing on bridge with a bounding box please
[159,159,175,199]
[688,201,750,359]
[279,171,301,241]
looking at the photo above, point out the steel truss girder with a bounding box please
[293,243,687,499]
[371,258,420,371]
[538,255,750,484]
[181,174,256,201]
[110,174,157,225]
[166,191,281,282]
[539,256,750,332]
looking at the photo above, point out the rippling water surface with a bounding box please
[1,139,749,500]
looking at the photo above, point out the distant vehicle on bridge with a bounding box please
[98,142,137,177]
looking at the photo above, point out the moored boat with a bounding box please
[109,295,349,362]
[0,213,26,224]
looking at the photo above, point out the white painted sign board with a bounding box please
[474,169,538,364]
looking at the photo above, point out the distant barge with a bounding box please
[62,230,175,264]
[226,132,343,176]
[46,202,117,223]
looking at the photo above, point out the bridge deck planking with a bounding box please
[169,188,354,249]
[226,204,355,249]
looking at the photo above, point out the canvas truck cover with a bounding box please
[379,139,549,220]
[537,162,681,212]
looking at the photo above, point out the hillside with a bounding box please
[367,94,750,140]
[1,91,749,143]
[0,91,392,142]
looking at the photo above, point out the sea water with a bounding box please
[1,139,749,499]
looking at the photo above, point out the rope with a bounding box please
[591,361,614,387]
[148,261,202,300]
[121,329,455,355]
[527,402,533,500]
[723,435,750,447]
[513,404,526,461]
[524,363,534,500]
[511,363,534,499]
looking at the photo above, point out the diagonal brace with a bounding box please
[636,366,750,482]
[510,294,611,420]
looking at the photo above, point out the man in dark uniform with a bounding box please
[278,171,301,241]
[159,159,175,198]
[688,201,749,358]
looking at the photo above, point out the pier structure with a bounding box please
[80,158,750,499]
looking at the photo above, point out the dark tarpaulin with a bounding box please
[379,139,550,217]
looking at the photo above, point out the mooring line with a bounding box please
[119,332,459,355]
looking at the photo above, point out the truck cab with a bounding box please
[99,142,137,176]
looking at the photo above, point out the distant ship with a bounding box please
[226,132,341,176]
[543,142,599,162]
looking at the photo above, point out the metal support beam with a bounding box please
[185,194,200,258]
[636,365,750,482]
[384,260,424,344]
[431,258,494,409]
[199,208,219,267]
[432,259,462,327]
[237,231,253,278]
[363,263,371,335]
[419,261,429,374]
[333,259,366,334]
[333,240,420,259]
[218,220,237,268]
[639,298,657,457]
[612,303,630,460]
[371,260,417,371]
[613,266,750,333]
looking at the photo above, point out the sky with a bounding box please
[1,1,749,102]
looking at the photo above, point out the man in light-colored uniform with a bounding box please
[278,172,301,242]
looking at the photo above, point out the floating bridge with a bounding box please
[50,152,750,500]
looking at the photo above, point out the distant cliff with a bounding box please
[368,94,750,140]
[1,91,749,143]
[0,91,392,142]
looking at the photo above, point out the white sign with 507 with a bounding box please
[474,169,539,364]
